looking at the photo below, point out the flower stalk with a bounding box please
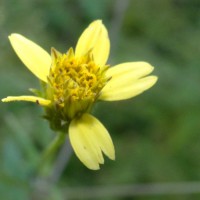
[38,131,66,173]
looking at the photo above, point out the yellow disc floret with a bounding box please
[44,47,109,130]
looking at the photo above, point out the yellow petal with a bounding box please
[75,20,110,66]
[9,34,51,82]
[2,96,51,106]
[99,62,158,101]
[69,113,115,170]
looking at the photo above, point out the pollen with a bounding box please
[46,48,109,121]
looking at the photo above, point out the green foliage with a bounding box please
[1,0,200,199]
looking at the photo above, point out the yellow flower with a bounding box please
[2,20,157,170]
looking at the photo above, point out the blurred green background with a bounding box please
[1,0,200,199]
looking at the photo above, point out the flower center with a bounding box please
[45,48,108,122]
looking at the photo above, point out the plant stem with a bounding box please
[31,133,72,199]
[38,131,66,174]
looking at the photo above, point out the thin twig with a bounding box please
[50,136,73,184]
[63,181,200,199]
[109,0,130,58]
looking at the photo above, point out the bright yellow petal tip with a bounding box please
[75,20,110,66]
[69,113,115,170]
[9,33,51,82]
[2,96,51,106]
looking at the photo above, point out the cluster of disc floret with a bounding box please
[44,48,109,131]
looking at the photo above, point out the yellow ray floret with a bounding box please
[69,113,115,170]
[2,96,51,106]
[75,20,110,66]
[9,34,51,82]
[100,62,158,101]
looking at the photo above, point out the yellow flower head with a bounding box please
[46,47,109,121]
[2,20,158,170]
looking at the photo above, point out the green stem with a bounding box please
[44,132,66,160]
[38,132,66,174]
